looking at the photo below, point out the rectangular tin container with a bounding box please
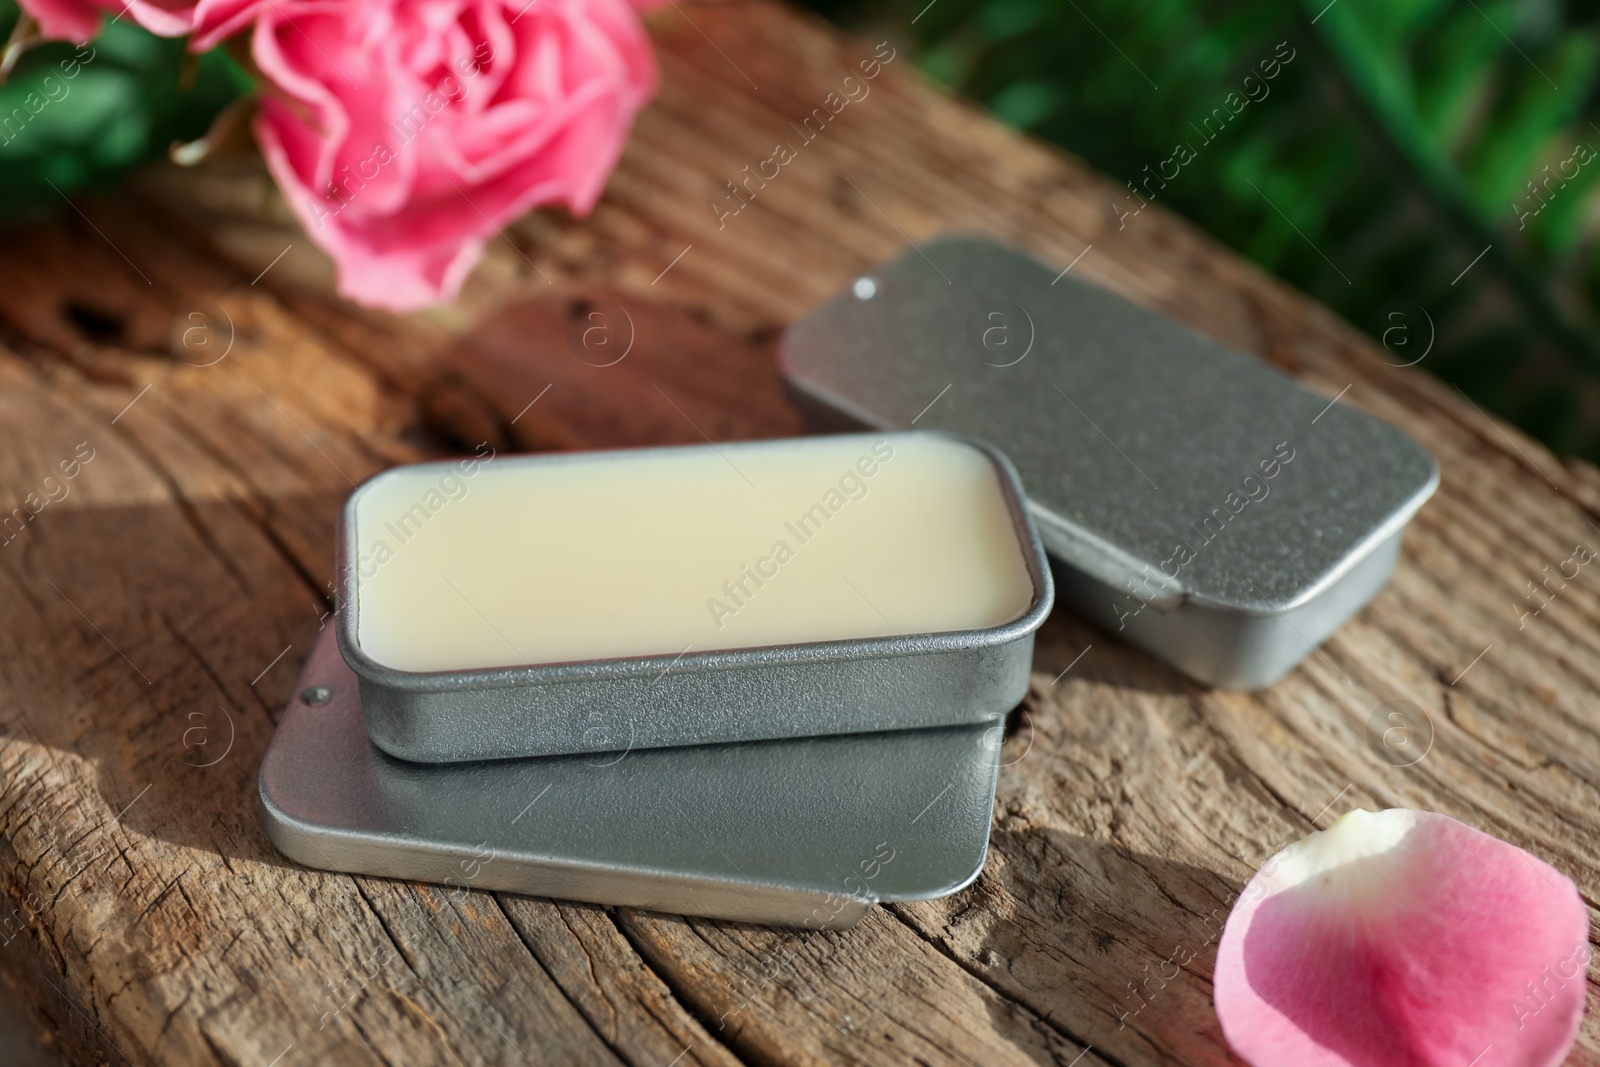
[263,627,1002,929]
[336,431,1053,763]
[780,237,1439,689]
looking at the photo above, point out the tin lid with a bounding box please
[259,628,1001,929]
[779,237,1439,619]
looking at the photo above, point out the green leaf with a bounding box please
[0,9,249,223]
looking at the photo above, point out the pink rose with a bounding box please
[17,0,259,47]
[252,0,658,311]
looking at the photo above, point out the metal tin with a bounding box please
[337,432,1053,763]
[261,628,1002,929]
[779,237,1439,689]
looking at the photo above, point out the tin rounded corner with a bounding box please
[335,458,487,687]
[991,649,1041,714]
[331,607,393,691]
[773,325,805,382]
[355,694,461,765]
[257,749,337,875]
[1415,447,1442,509]
[329,578,438,699]
[800,894,877,931]
[331,502,375,683]
[338,461,412,536]
[870,429,1053,640]
[951,432,1057,640]
[895,836,994,906]
[1175,446,1435,623]
[356,708,414,764]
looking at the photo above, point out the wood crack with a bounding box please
[554,903,619,1039]
[878,904,1129,1067]
[132,862,195,928]
[486,893,633,1066]
[607,911,762,1067]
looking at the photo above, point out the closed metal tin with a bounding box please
[779,237,1439,689]
[337,432,1053,763]
[261,628,1002,929]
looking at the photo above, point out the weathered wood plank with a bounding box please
[0,1,1596,1064]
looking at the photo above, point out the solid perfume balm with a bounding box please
[350,433,1034,672]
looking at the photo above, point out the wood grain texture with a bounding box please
[0,1,1596,1064]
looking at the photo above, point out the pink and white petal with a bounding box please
[1215,809,1590,1067]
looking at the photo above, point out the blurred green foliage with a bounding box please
[0,0,247,222]
[806,0,1600,462]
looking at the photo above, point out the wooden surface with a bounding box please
[0,2,1597,1064]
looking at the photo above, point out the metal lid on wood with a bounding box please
[260,627,1002,929]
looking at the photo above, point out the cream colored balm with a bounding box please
[350,433,1036,673]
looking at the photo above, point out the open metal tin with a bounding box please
[780,237,1439,689]
[337,431,1053,763]
[261,628,1002,929]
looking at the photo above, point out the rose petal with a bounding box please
[252,0,658,311]
[17,0,260,45]
[1216,809,1590,1067]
